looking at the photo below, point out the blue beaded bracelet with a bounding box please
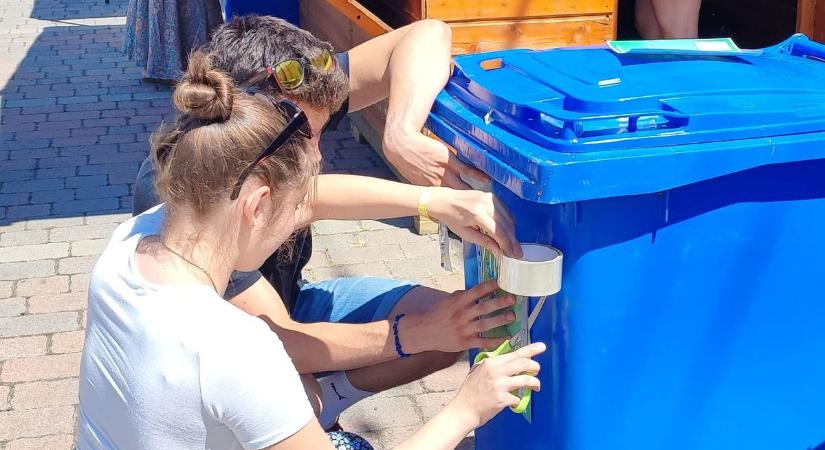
[392,313,411,359]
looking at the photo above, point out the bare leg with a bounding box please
[635,0,664,39]
[346,286,461,393]
[301,374,324,418]
[651,0,702,39]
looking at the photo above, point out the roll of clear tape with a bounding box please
[497,244,563,297]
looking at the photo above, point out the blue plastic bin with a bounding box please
[223,0,299,24]
[427,34,825,450]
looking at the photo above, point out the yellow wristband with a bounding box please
[418,188,433,220]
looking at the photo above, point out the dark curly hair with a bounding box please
[205,15,349,112]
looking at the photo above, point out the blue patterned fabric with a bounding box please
[327,431,374,450]
[123,0,223,80]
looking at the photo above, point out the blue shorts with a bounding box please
[292,277,418,324]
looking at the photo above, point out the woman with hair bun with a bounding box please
[78,51,544,450]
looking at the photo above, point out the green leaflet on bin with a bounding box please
[476,246,532,423]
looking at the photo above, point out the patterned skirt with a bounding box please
[328,430,375,450]
[123,0,223,81]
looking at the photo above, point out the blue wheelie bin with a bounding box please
[426,34,825,450]
[223,0,299,24]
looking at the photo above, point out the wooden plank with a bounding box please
[816,0,825,42]
[426,0,614,22]
[798,0,816,36]
[357,0,422,28]
[300,0,354,50]
[322,0,392,37]
[449,15,614,54]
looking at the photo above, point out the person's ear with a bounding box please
[241,185,272,227]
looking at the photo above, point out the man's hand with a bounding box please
[399,280,518,354]
[383,128,489,190]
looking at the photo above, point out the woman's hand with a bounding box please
[400,280,519,354]
[448,342,546,429]
[427,187,522,258]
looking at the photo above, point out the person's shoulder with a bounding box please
[110,204,166,243]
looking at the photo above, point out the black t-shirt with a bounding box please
[132,52,350,312]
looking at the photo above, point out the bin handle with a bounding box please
[782,34,825,62]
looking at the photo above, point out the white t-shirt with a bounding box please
[78,205,313,450]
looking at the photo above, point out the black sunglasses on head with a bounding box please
[229,89,311,200]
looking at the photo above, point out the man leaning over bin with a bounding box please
[130,15,511,430]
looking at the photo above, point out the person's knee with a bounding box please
[390,286,449,317]
[301,374,323,418]
[415,18,452,42]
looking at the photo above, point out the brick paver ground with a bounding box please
[0,0,471,448]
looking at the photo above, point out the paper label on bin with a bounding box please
[607,38,755,56]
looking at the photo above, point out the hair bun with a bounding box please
[173,51,234,121]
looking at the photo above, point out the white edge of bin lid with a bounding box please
[497,244,563,297]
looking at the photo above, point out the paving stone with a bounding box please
[14,276,70,297]
[70,238,108,257]
[421,359,469,392]
[0,193,29,206]
[0,298,26,317]
[433,273,466,292]
[50,330,85,354]
[11,378,79,410]
[387,257,450,279]
[0,336,48,361]
[0,312,78,338]
[339,395,420,432]
[0,406,75,441]
[70,273,91,293]
[0,385,8,411]
[415,391,456,422]
[29,188,76,204]
[0,230,47,247]
[312,220,362,235]
[28,291,87,313]
[306,262,393,281]
[52,197,120,215]
[359,217,414,231]
[0,178,62,194]
[0,353,82,382]
[25,216,84,230]
[0,281,12,299]
[381,380,426,398]
[359,228,423,246]
[57,255,99,275]
[0,260,56,281]
[0,242,69,263]
[49,223,118,243]
[75,183,129,199]
[311,233,364,251]
[5,204,51,220]
[84,212,131,225]
[3,434,75,450]
[326,244,405,265]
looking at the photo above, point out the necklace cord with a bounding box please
[159,240,219,292]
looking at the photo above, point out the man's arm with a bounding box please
[229,277,397,374]
[230,277,515,375]
[346,20,488,189]
[298,174,520,258]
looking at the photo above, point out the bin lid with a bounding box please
[427,34,825,203]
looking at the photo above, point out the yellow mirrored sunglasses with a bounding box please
[264,48,335,91]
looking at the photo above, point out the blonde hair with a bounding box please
[151,51,315,219]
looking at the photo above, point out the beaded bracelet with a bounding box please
[392,314,411,359]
